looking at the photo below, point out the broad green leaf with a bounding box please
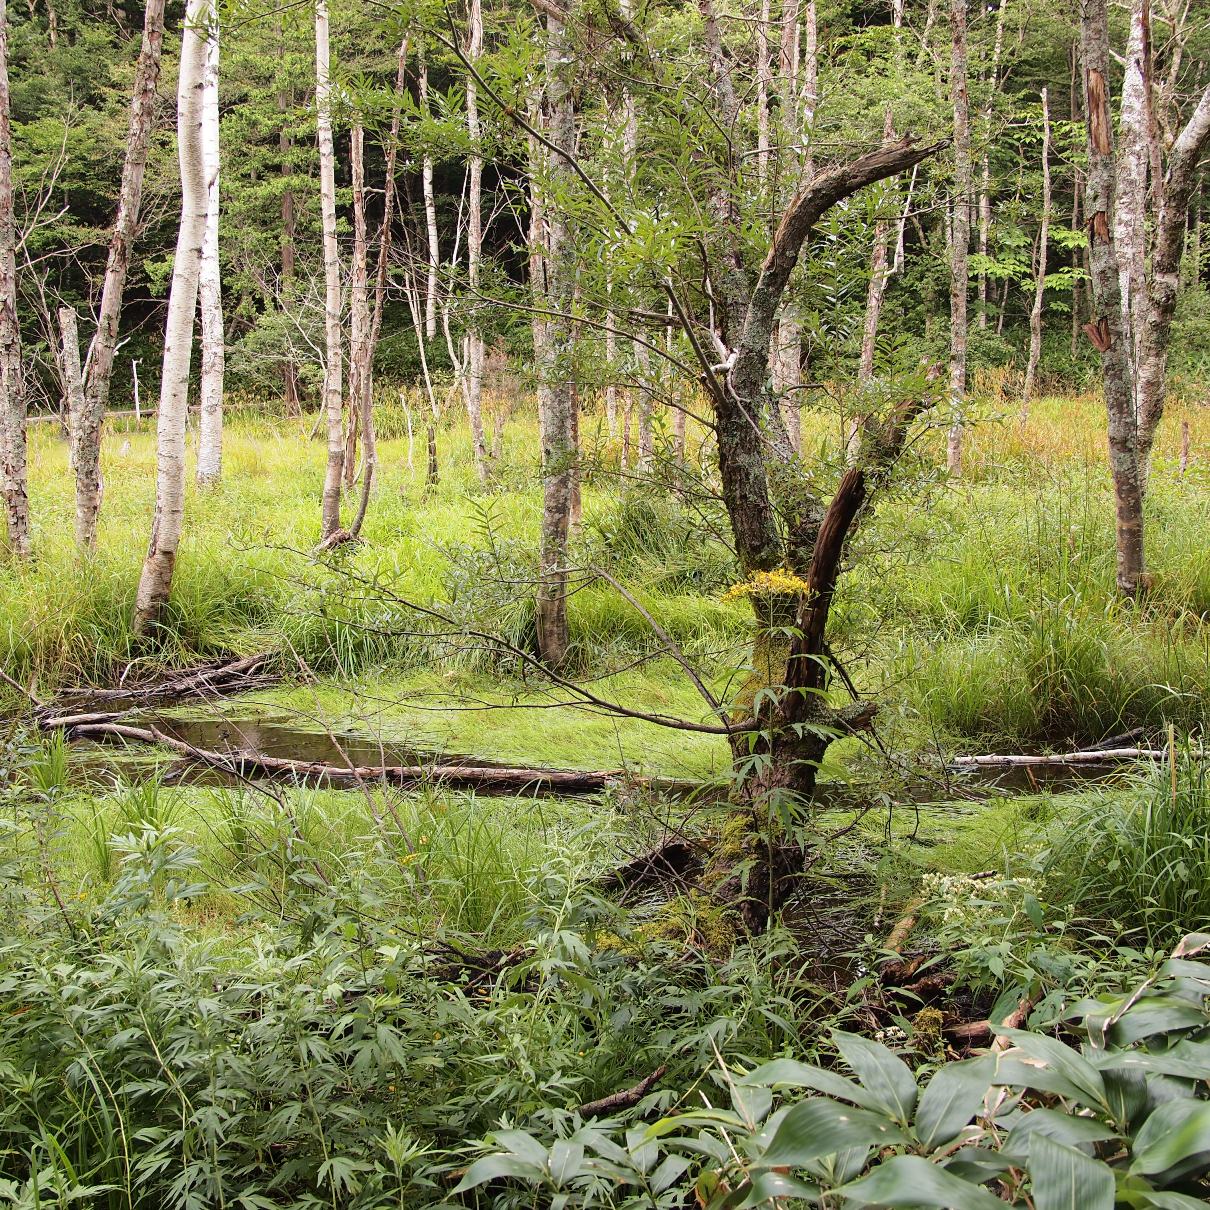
[1108,997,1208,1046]
[1004,1106,1118,1158]
[1130,1100,1210,1176]
[453,1153,544,1192]
[491,1129,550,1167]
[994,1031,1107,1108]
[1097,1039,1210,1080]
[833,1030,918,1123]
[739,1058,880,1110]
[755,1098,908,1169]
[1028,1134,1114,1210]
[915,1057,994,1148]
[993,1056,1093,1104]
[732,1170,822,1208]
[548,1140,584,1186]
[838,1155,1003,1209]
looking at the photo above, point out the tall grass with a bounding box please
[1043,747,1210,942]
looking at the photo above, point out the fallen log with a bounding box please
[47,654,276,710]
[41,716,697,796]
[951,746,1204,769]
[575,1065,668,1119]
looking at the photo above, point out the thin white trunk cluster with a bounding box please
[315,0,344,539]
[946,0,971,475]
[133,0,209,632]
[196,15,224,485]
[0,0,26,559]
[1080,0,1210,596]
[1022,86,1050,406]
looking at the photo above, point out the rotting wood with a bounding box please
[575,1065,668,1118]
[47,653,275,709]
[38,714,701,797]
[952,746,1204,768]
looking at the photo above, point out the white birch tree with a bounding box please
[196,12,224,485]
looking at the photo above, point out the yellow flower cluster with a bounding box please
[721,567,812,603]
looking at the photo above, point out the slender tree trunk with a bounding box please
[0,0,25,559]
[975,0,1006,331]
[279,69,300,416]
[1115,0,1151,373]
[946,0,971,474]
[350,37,408,539]
[534,9,576,669]
[858,108,897,386]
[420,51,440,344]
[1136,85,1210,479]
[1080,0,1146,598]
[75,0,164,548]
[1022,87,1051,407]
[59,306,99,550]
[315,0,344,539]
[196,13,223,485]
[133,0,208,632]
[345,125,373,533]
[464,0,489,484]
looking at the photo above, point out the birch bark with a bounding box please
[1022,86,1050,405]
[133,0,208,631]
[0,0,26,559]
[196,14,224,484]
[946,0,971,475]
[315,0,344,538]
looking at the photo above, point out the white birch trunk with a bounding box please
[0,0,26,559]
[946,0,971,475]
[1115,0,1150,377]
[82,0,165,451]
[315,0,344,539]
[464,0,489,483]
[59,306,98,550]
[195,14,223,485]
[534,12,576,668]
[346,124,375,535]
[420,53,439,344]
[1022,86,1051,407]
[133,0,208,631]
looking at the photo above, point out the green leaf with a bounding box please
[838,1155,1004,1209]
[1028,1134,1115,1210]
[1098,1039,1210,1080]
[1004,1107,1118,1159]
[1107,997,1208,1046]
[452,1153,544,1192]
[754,1099,908,1169]
[548,1140,584,1186]
[994,1031,1107,1109]
[833,1030,919,1123]
[915,1057,994,1149]
[732,1170,822,1208]
[739,1058,880,1110]
[1130,1100,1210,1176]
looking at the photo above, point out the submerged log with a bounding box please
[39,715,698,796]
[952,746,1203,768]
[47,654,277,710]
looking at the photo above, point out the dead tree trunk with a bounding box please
[196,13,224,485]
[315,0,344,539]
[1136,86,1210,480]
[133,0,208,633]
[946,0,971,475]
[1022,86,1051,406]
[533,13,577,670]
[1080,0,1146,598]
[464,0,490,484]
[0,0,26,560]
[80,0,165,527]
[59,306,98,550]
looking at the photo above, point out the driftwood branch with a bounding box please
[39,715,700,796]
[575,1065,668,1118]
[951,747,1204,768]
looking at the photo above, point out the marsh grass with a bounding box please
[1043,747,1210,942]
